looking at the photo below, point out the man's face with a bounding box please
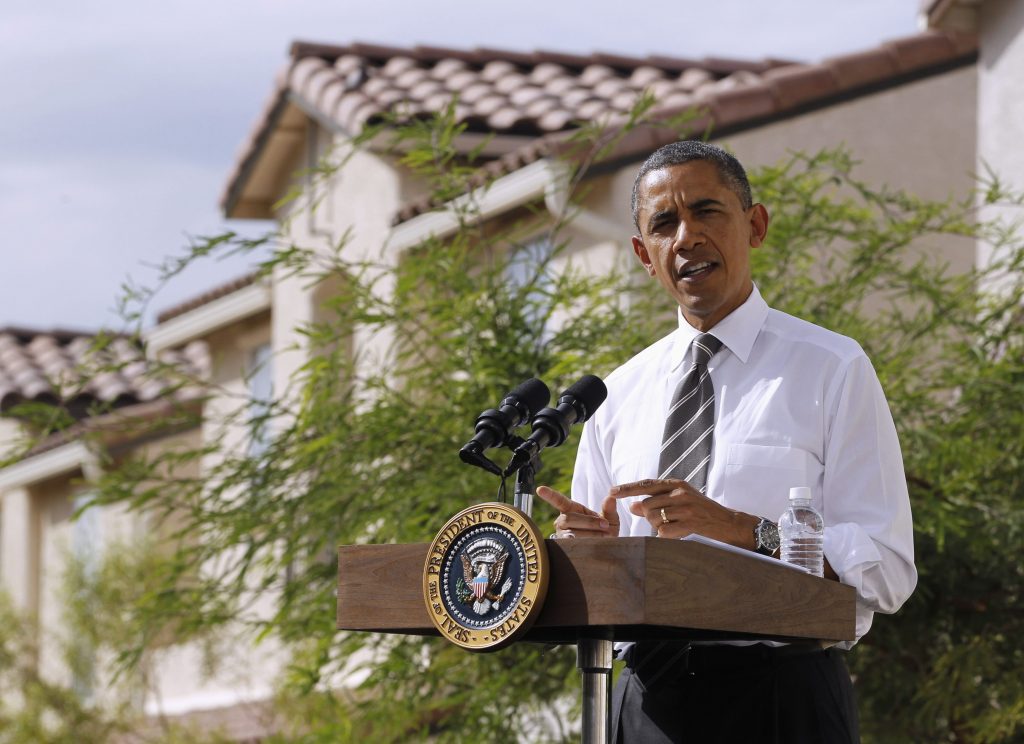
[631,160,769,331]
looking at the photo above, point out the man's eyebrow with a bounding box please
[686,197,726,210]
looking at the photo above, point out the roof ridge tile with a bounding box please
[762,63,840,110]
[882,30,959,71]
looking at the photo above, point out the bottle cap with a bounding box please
[789,486,811,501]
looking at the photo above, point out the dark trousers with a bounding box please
[612,643,859,743]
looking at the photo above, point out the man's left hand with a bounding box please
[611,478,757,547]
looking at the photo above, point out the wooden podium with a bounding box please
[337,536,856,741]
[338,537,854,642]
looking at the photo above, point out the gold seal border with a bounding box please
[423,502,549,652]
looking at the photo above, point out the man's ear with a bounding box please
[749,204,769,248]
[632,235,657,276]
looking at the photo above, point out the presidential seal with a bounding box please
[423,502,549,651]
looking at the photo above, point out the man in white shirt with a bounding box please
[537,141,916,743]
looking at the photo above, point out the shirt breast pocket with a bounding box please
[721,443,823,516]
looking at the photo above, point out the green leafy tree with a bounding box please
[4,106,1024,742]
[0,581,139,744]
[51,107,671,744]
[749,152,1024,744]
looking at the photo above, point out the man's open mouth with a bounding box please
[679,261,715,279]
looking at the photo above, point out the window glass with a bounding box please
[247,343,273,457]
[505,236,555,337]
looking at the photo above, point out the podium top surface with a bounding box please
[337,537,856,645]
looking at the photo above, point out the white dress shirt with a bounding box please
[571,284,917,646]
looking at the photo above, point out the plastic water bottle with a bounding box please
[779,486,824,577]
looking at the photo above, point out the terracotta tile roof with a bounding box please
[156,269,265,323]
[221,41,798,214]
[286,40,793,135]
[0,327,208,419]
[391,29,978,225]
[223,31,976,220]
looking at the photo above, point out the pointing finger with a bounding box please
[536,485,594,516]
[610,479,688,498]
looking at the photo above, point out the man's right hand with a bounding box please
[536,485,620,538]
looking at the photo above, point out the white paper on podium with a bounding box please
[682,533,810,573]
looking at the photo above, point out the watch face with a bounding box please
[757,519,780,552]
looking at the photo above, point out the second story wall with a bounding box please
[978,0,1024,271]
[272,134,430,398]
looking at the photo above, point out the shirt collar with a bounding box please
[670,284,769,370]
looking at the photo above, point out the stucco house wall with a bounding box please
[976,0,1024,270]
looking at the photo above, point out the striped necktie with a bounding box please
[636,335,723,673]
[657,333,723,491]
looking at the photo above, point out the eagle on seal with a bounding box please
[462,548,510,605]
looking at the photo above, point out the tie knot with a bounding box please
[689,333,722,367]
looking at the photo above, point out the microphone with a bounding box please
[459,378,550,471]
[503,374,607,476]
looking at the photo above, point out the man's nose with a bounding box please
[673,219,702,252]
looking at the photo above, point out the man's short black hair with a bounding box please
[631,140,753,230]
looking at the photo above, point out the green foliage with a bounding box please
[6,104,1024,742]
[32,104,677,744]
[747,152,1024,743]
[0,593,130,744]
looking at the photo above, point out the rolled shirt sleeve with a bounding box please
[822,353,917,643]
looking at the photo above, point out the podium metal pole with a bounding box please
[578,633,614,743]
[511,452,613,742]
[512,451,539,516]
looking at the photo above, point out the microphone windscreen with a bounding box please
[510,377,551,416]
[561,375,607,422]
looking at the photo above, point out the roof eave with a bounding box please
[387,158,564,251]
[222,86,538,221]
[221,87,292,219]
[0,440,95,490]
[0,397,204,488]
[146,280,271,356]
[921,0,984,32]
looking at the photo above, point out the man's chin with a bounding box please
[678,303,717,330]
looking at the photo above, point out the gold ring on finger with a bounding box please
[660,507,670,525]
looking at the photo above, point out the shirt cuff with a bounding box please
[823,522,883,605]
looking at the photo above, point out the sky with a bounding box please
[0,0,922,332]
